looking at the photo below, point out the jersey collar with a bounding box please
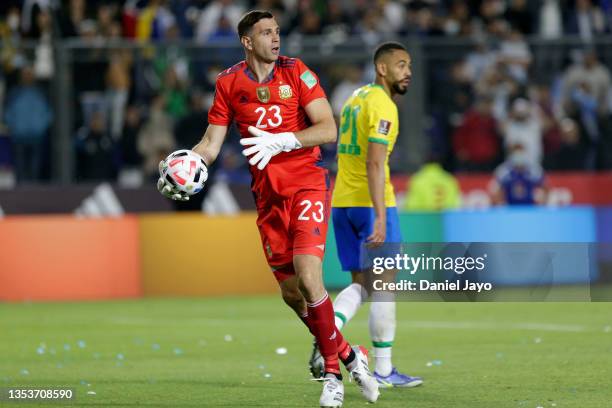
[243,61,276,84]
[370,83,392,100]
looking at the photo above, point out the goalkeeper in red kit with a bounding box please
[156,10,379,407]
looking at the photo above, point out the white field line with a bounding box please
[402,321,586,332]
[107,317,587,332]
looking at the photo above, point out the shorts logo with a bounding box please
[378,119,391,135]
[265,243,273,258]
[300,70,317,89]
[279,84,292,99]
[256,86,270,103]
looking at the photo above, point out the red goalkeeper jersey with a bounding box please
[208,56,329,203]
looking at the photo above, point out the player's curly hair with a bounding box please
[237,10,274,38]
[373,42,407,63]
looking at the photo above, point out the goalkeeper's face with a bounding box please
[245,18,281,64]
[385,50,412,95]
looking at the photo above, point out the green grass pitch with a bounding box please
[1,297,611,407]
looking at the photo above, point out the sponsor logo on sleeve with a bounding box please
[378,119,391,135]
[300,70,317,89]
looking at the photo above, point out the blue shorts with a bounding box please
[332,207,402,272]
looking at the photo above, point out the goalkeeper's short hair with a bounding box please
[237,10,274,38]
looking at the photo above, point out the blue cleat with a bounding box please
[374,368,423,388]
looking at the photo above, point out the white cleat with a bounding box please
[348,346,380,403]
[319,374,344,407]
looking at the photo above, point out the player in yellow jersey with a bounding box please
[310,42,423,388]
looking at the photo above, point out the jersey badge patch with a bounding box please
[279,84,293,99]
[378,119,391,135]
[300,70,317,89]
[256,86,270,103]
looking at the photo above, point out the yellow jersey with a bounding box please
[332,83,399,207]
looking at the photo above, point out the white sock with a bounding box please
[333,283,366,330]
[373,346,392,377]
[369,292,396,376]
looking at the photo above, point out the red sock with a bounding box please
[298,312,314,335]
[300,311,352,360]
[337,337,352,361]
[307,293,341,375]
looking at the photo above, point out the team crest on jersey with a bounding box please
[256,86,270,103]
[279,84,292,99]
[378,119,391,135]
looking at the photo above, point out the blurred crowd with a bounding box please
[0,0,611,195]
[431,44,612,171]
[2,0,610,42]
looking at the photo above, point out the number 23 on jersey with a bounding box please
[255,105,283,129]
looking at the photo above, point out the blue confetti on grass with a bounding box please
[173,348,184,355]
[77,340,86,349]
[20,369,29,376]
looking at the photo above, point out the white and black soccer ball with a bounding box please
[309,340,325,379]
[160,149,208,196]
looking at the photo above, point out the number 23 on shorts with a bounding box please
[292,190,330,227]
[291,190,330,255]
[297,199,325,222]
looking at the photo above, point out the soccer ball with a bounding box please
[160,149,208,196]
[309,340,325,379]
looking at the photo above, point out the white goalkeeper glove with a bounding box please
[240,126,302,170]
[157,159,189,201]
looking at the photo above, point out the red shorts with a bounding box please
[256,189,330,282]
